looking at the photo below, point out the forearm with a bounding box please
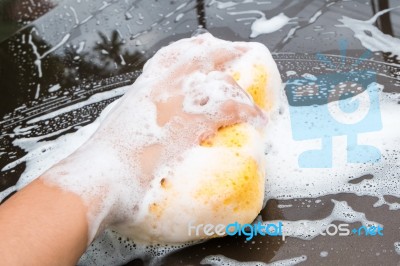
[0,178,89,266]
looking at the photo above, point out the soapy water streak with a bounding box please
[200,254,307,266]
[338,5,400,58]
[28,28,71,79]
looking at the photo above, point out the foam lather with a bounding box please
[116,33,282,243]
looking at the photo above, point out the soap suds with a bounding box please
[394,242,400,255]
[338,6,400,57]
[266,199,381,240]
[228,11,292,38]
[27,86,128,124]
[320,251,328,257]
[250,13,291,38]
[200,254,307,266]
[2,33,281,246]
[264,85,400,209]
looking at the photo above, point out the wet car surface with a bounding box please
[1,0,400,265]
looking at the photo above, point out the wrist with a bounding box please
[40,139,136,243]
[0,178,89,265]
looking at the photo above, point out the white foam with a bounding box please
[265,199,380,240]
[226,11,292,38]
[209,0,254,10]
[394,242,400,255]
[48,84,61,92]
[308,10,322,24]
[301,73,317,81]
[181,71,254,117]
[76,41,85,53]
[209,0,270,11]
[175,13,184,22]
[338,6,400,57]
[34,84,40,99]
[96,33,277,243]
[263,86,400,208]
[250,13,291,38]
[200,254,307,266]
[320,251,328,257]
[13,125,38,135]
[0,100,120,203]
[27,85,128,124]
[277,204,293,209]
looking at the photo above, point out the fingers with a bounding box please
[181,71,267,131]
[210,79,262,124]
[148,34,267,145]
[219,99,267,129]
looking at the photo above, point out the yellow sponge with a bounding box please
[196,64,270,227]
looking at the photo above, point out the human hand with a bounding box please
[41,33,267,243]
